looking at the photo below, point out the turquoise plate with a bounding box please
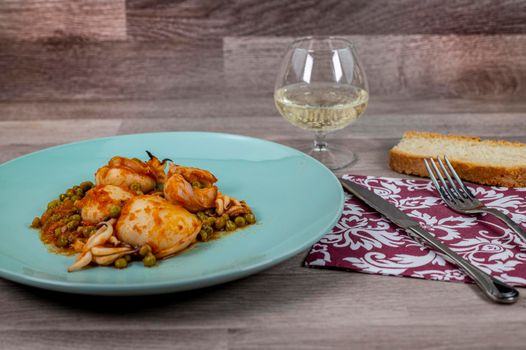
[0,132,343,295]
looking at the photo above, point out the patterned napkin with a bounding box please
[305,175,526,286]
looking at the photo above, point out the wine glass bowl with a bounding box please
[274,37,369,170]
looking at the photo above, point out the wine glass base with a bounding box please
[301,143,357,171]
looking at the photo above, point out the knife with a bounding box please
[340,178,519,304]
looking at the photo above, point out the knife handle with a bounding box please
[407,226,519,304]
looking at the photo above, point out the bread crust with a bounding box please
[402,130,526,149]
[389,132,526,188]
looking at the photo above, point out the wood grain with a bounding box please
[116,114,526,140]
[0,41,223,101]
[2,0,525,44]
[0,0,126,41]
[2,330,228,350]
[2,35,525,102]
[0,120,122,146]
[1,108,526,349]
[228,324,526,350]
[2,270,526,349]
[224,35,526,99]
[0,109,526,167]
[127,0,526,44]
[3,271,526,331]
[2,1,526,348]
[2,98,526,121]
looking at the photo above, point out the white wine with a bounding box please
[274,82,369,132]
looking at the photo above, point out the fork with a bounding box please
[424,157,526,244]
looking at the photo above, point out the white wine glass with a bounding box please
[274,36,369,170]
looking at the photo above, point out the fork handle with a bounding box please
[477,208,526,244]
[407,226,519,304]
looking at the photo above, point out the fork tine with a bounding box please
[444,156,475,199]
[428,158,457,202]
[437,157,464,202]
[424,159,442,191]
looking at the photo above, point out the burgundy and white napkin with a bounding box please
[305,175,526,286]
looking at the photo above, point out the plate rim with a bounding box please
[0,131,344,295]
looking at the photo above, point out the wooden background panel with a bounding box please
[224,35,526,99]
[127,0,526,44]
[0,0,126,41]
[0,41,223,101]
[2,35,524,103]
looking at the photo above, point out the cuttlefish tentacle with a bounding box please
[68,219,136,272]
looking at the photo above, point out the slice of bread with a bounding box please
[389,131,526,187]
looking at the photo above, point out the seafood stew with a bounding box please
[30,152,256,272]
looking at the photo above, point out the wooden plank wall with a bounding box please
[0,0,525,113]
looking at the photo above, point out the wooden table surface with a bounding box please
[1,98,526,350]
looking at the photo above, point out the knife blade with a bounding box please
[339,177,519,304]
[339,178,420,230]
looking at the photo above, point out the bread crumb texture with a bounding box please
[389,131,526,187]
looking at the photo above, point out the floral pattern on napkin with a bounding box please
[305,175,526,286]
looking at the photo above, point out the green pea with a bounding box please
[47,199,60,210]
[203,217,216,226]
[196,212,207,221]
[114,258,128,269]
[31,217,41,228]
[74,187,84,197]
[139,244,152,256]
[108,205,121,218]
[245,213,256,224]
[80,181,94,192]
[130,182,142,192]
[143,253,157,267]
[81,226,96,238]
[62,199,74,207]
[59,193,68,201]
[202,224,213,234]
[49,213,61,222]
[198,225,213,241]
[68,214,81,222]
[66,189,75,197]
[66,220,79,231]
[234,216,246,227]
[124,254,132,262]
[70,195,80,202]
[54,227,63,236]
[56,235,69,247]
[226,220,236,231]
[214,217,226,230]
[198,230,208,242]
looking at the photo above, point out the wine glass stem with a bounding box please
[313,132,328,152]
